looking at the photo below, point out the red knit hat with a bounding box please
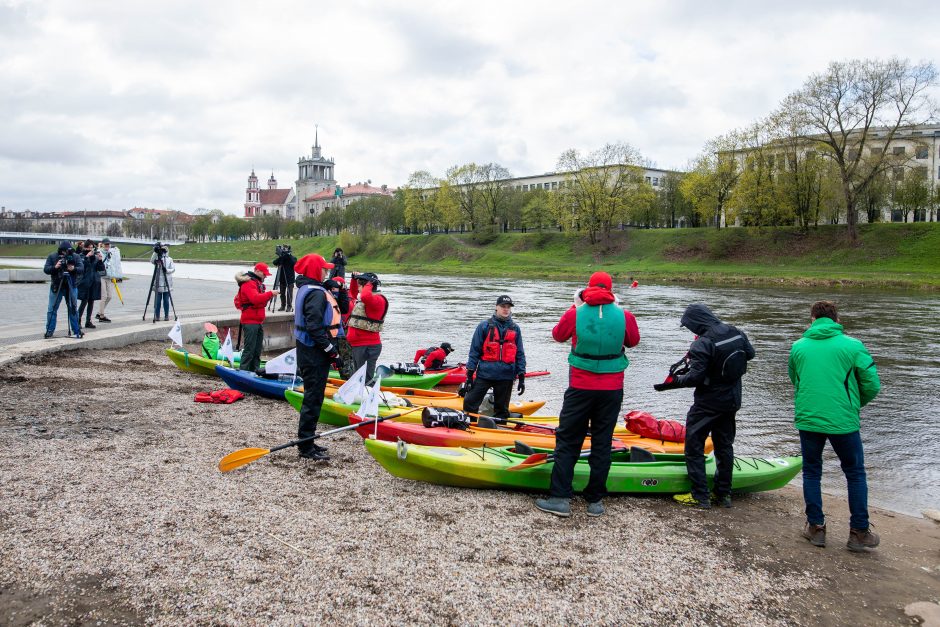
[588,271,613,290]
[294,254,334,280]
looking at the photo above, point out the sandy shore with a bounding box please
[1,341,938,625]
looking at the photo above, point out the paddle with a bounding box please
[218,407,421,473]
[507,442,629,471]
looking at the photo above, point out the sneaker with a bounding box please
[673,493,711,509]
[95,314,101,320]
[74,333,84,339]
[163,317,170,322]
[98,316,112,323]
[802,522,827,547]
[847,527,880,552]
[299,448,330,461]
[44,331,53,339]
[85,322,96,329]
[586,501,605,517]
[535,497,571,517]
[711,493,732,508]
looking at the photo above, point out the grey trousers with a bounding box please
[351,343,382,382]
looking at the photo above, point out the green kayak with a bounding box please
[166,349,447,388]
[284,391,390,426]
[363,438,803,494]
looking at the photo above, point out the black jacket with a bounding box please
[272,252,297,284]
[77,250,104,301]
[674,303,756,412]
[295,276,350,359]
[43,241,84,293]
[329,252,347,279]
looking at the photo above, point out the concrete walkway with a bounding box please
[0,277,293,366]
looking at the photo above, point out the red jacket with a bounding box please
[422,347,448,369]
[347,281,387,347]
[234,272,275,324]
[552,288,640,390]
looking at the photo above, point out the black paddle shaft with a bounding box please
[267,413,403,453]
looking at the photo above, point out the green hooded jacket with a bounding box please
[787,317,881,434]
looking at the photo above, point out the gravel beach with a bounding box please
[2,342,938,625]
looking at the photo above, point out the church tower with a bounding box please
[295,126,337,216]
[268,172,277,189]
[244,169,261,218]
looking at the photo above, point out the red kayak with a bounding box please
[427,364,551,386]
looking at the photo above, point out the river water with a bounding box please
[4,257,937,516]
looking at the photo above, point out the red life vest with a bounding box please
[481,324,517,364]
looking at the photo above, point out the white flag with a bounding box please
[334,363,368,405]
[218,330,235,367]
[265,348,297,375]
[359,375,383,420]
[167,319,183,348]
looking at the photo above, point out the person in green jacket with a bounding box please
[788,300,881,552]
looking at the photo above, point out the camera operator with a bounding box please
[272,244,297,311]
[96,237,122,323]
[76,239,105,329]
[329,247,347,280]
[149,243,176,322]
[43,240,84,338]
[347,271,389,382]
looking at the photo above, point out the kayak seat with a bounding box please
[629,447,657,463]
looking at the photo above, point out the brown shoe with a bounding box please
[847,527,880,552]
[802,522,826,547]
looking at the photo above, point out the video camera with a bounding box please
[275,244,292,256]
[57,248,78,270]
[153,242,168,257]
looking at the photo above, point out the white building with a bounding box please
[243,170,296,219]
[501,166,677,193]
[304,182,395,215]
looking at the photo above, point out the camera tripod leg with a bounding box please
[143,264,158,321]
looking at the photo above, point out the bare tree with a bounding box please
[780,58,937,238]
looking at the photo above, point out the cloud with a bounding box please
[1,0,939,213]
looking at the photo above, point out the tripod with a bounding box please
[143,255,178,322]
[267,264,293,313]
[57,271,80,338]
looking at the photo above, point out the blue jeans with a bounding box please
[46,286,81,336]
[799,430,869,530]
[154,292,170,319]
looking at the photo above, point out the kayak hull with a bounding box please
[284,391,545,423]
[348,413,674,453]
[428,365,551,386]
[363,438,802,494]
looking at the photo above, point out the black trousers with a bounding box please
[239,324,263,372]
[548,387,623,502]
[685,407,737,501]
[278,279,294,310]
[297,343,331,454]
[463,377,513,418]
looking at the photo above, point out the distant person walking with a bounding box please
[789,300,881,552]
[96,237,122,322]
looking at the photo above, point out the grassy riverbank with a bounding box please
[3,223,939,288]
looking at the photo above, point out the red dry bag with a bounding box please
[625,410,686,443]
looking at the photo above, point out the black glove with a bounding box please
[517,373,526,396]
[458,372,474,397]
[653,377,681,392]
[331,354,345,371]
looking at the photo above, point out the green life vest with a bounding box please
[202,333,220,359]
[568,302,629,374]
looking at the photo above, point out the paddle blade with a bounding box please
[507,452,549,471]
[218,447,271,473]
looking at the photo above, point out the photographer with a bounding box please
[149,244,176,322]
[272,244,297,311]
[329,247,347,280]
[347,271,388,382]
[43,240,84,338]
[96,237,122,323]
[76,239,104,329]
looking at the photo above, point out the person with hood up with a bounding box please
[293,254,349,460]
[653,303,755,509]
[534,272,640,518]
[463,295,526,420]
[43,240,84,338]
[149,245,176,322]
[788,300,881,552]
[234,262,278,372]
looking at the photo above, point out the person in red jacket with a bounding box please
[347,272,388,381]
[535,271,640,518]
[234,262,278,372]
[417,343,454,369]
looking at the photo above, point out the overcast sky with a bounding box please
[1,0,938,214]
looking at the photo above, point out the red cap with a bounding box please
[254,262,272,277]
[331,276,345,284]
[295,254,334,280]
[588,271,613,290]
